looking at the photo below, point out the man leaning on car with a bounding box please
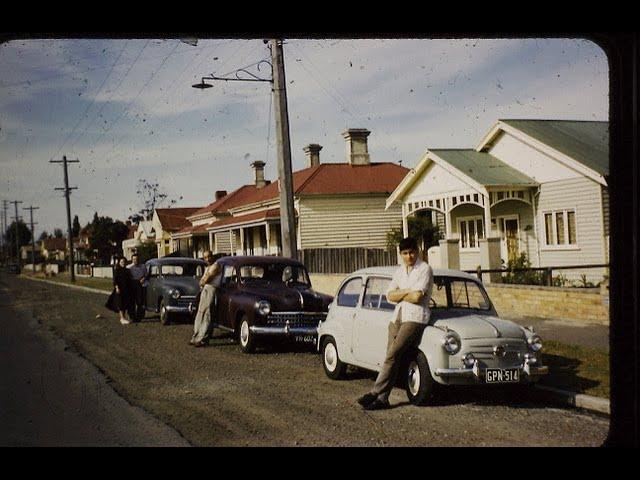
[357,237,434,411]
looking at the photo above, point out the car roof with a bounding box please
[146,257,205,265]
[350,265,481,282]
[217,255,304,267]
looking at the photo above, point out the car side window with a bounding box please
[149,265,159,277]
[363,277,395,311]
[221,265,236,285]
[337,277,363,308]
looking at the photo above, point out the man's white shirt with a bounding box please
[385,258,434,325]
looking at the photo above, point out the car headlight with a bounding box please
[170,289,181,299]
[527,334,543,352]
[524,352,538,364]
[256,300,271,316]
[442,331,461,355]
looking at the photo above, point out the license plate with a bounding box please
[485,368,520,383]
[295,335,316,344]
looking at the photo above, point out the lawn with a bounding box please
[539,340,610,399]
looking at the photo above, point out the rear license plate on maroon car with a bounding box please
[295,335,316,344]
[485,368,520,383]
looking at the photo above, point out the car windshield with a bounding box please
[431,276,491,310]
[238,264,311,286]
[161,263,204,277]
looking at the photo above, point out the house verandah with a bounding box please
[387,120,610,286]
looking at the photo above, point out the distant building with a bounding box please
[152,207,201,257]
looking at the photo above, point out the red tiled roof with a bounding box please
[173,222,212,237]
[156,208,201,231]
[188,185,267,218]
[42,237,67,251]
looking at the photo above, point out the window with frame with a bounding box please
[458,217,484,249]
[542,209,577,247]
[362,277,395,311]
[337,277,363,308]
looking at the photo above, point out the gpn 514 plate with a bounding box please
[485,368,520,383]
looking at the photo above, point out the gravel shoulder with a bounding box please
[1,273,610,446]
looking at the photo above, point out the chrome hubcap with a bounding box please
[324,343,337,371]
[408,361,420,395]
[240,321,249,345]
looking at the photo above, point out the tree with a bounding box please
[128,178,183,222]
[54,228,64,238]
[387,212,443,260]
[72,215,81,237]
[5,221,32,252]
[39,231,50,241]
[88,214,130,265]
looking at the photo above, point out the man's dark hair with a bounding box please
[399,237,418,252]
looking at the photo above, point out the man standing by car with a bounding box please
[127,252,147,323]
[357,237,434,410]
[190,250,222,347]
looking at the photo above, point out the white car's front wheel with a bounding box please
[405,351,435,405]
[322,336,347,380]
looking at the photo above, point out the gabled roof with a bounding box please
[155,207,201,232]
[482,119,609,177]
[207,208,282,232]
[188,185,264,218]
[429,149,538,186]
[42,237,67,251]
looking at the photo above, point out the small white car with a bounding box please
[317,267,548,405]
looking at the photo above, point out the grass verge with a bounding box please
[539,340,609,399]
[23,272,113,292]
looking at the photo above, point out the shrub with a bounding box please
[502,252,545,286]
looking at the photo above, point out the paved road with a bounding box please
[0,277,190,447]
[0,273,609,446]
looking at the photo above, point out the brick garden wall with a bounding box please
[310,274,610,325]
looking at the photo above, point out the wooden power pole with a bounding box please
[50,156,79,282]
[23,205,39,273]
[270,39,297,259]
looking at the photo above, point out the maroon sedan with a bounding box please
[214,256,333,353]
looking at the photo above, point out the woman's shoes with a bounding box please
[120,318,131,325]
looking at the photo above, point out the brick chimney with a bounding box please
[215,190,227,201]
[251,161,267,188]
[303,144,322,168]
[342,128,371,165]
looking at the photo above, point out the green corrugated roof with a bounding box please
[500,119,609,176]
[429,149,538,186]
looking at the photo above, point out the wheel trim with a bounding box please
[324,342,338,372]
[240,320,249,346]
[408,360,420,396]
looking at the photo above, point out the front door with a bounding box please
[353,276,395,368]
[504,219,519,264]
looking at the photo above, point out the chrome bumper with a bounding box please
[434,360,549,380]
[165,304,196,314]
[249,325,318,336]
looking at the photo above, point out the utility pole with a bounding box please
[10,200,22,265]
[23,205,39,273]
[191,39,297,259]
[50,155,79,282]
[0,201,6,263]
[270,39,297,259]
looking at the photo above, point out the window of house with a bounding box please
[458,217,484,250]
[542,209,577,247]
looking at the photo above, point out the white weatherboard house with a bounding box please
[386,119,609,285]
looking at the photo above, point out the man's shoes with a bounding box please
[357,393,377,407]
[363,399,391,411]
[193,341,206,348]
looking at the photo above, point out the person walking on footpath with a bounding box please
[127,252,147,322]
[105,256,135,325]
[357,237,434,410]
[190,250,222,347]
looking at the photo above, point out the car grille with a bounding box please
[175,296,197,308]
[266,312,327,327]
[454,340,528,369]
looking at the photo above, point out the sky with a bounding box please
[0,37,608,240]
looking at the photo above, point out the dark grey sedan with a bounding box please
[144,257,206,325]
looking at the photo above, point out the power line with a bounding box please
[50,156,79,282]
[51,41,132,161]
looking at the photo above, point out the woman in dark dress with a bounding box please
[106,256,134,325]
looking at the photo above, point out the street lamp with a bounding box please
[191,42,298,259]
